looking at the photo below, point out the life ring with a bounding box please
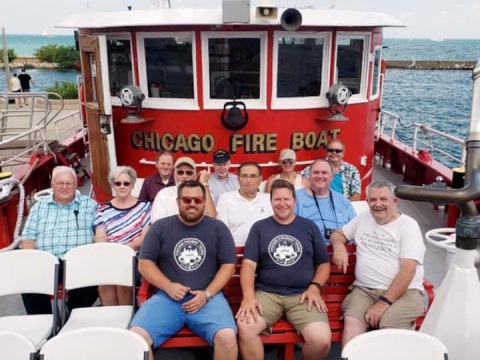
[34,188,53,202]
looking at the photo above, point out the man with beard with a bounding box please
[237,179,331,360]
[216,162,273,246]
[331,180,426,346]
[130,180,238,360]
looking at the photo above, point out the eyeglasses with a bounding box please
[54,181,75,188]
[281,159,295,165]
[327,149,343,153]
[176,170,195,176]
[179,196,205,205]
[239,174,260,180]
[113,181,131,187]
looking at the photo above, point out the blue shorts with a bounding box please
[130,290,237,347]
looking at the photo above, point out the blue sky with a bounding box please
[1,0,480,38]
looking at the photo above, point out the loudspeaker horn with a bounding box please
[255,6,278,20]
[281,8,302,31]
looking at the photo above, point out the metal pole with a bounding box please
[2,27,11,90]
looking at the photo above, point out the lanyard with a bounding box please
[311,188,339,232]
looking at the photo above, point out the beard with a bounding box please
[179,206,204,223]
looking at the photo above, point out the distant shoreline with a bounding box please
[2,57,476,71]
[387,60,476,70]
[1,56,61,69]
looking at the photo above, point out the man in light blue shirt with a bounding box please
[21,165,98,315]
[209,149,239,205]
[295,159,355,245]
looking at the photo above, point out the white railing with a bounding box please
[0,92,83,173]
[378,110,466,168]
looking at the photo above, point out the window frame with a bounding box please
[271,31,331,110]
[334,32,371,104]
[104,33,134,107]
[136,31,199,110]
[201,31,267,110]
[370,45,382,100]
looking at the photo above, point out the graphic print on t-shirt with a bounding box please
[268,235,302,266]
[174,238,206,271]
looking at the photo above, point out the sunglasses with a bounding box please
[113,181,131,187]
[281,159,295,165]
[176,170,195,176]
[179,196,205,205]
[327,149,343,153]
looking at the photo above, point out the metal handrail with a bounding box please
[0,93,82,173]
[378,110,466,168]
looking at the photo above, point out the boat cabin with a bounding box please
[58,2,403,201]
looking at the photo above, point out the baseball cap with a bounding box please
[279,149,296,161]
[174,156,196,169]
[213,149,230,163]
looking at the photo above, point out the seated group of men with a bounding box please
[20,148,426,360]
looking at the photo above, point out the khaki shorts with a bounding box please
[342,286,424,329]
[255,290,329,334]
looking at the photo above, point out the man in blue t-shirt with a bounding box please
[130,180,238,360]
[295,159,356,244]
[237,179,331,360]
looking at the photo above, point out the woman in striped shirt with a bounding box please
[94,166,151,305]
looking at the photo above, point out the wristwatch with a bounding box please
[309,281,322,291]
[205,290,213,302]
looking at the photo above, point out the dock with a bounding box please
[387,60,476,70]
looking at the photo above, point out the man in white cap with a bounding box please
[151,156,216,223]
[209,149,239,205]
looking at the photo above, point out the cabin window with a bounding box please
[137,32,198,110]
[144,38,194,98]
[106,37,133,97]
[208,38,260,99]
[335,34,369,101]
[271,32,331,109]
[277,37,323,97]
[370,46,382,99]
[202,32,267,109]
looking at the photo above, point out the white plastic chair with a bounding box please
[351,200,369,216]
[341,329,449,360]
[39,327,149,360]
[59,243,136,334]
[0,250,59,350]
[131,178,144,198]
[0,330,36,360]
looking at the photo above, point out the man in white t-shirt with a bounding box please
[151,156,216,223]
[331,180,425,346]
[216,162,273,246]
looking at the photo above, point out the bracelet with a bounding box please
[379,295,393,306]
[309,282,322,291]
[201,183,209,186]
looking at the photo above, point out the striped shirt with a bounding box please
[94,200,151,245]
[21,194,98,259]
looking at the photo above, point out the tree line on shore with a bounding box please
[1,45,79,69]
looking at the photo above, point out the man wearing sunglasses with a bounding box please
[131,180,238,360]
[151,156,216,223]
